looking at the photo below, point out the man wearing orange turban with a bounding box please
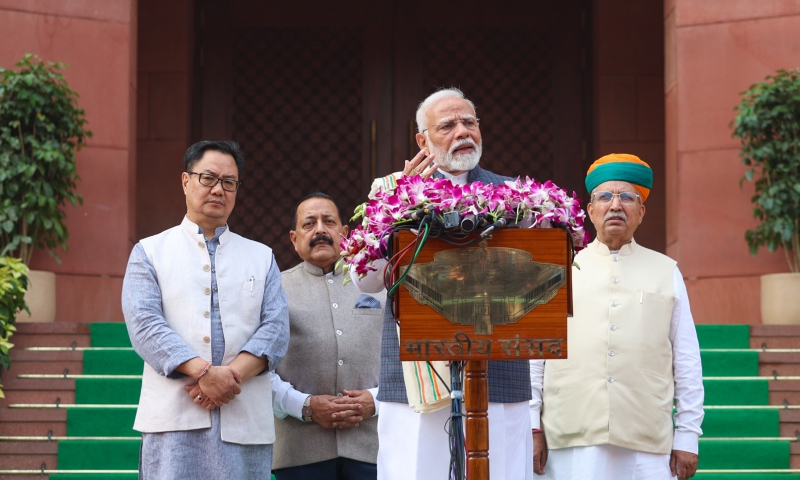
[530,154,705,480]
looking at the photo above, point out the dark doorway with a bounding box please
[197,0,589,270]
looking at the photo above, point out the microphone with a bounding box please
[460,214,487,233]
[410,208,433,222]
[480,217,507,237]
[460,214,477,233]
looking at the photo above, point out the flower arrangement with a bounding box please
[340,174,590,277]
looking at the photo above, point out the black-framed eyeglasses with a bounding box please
[188,172,242,192]
[421,117,480,135]
[592,191,640,205]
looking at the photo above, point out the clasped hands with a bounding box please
[184,365,242,411]
[309,389,376,429]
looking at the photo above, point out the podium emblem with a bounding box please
[402,246,566,335]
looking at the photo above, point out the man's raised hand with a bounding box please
[402,150,437,179]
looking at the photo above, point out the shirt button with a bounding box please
[608,350,615,356]
[198,242,205,248]
[332,303,339,309]
[211,269,215,273]
[611,301,618,307]
[612,278,619,284]
[336,330,343,335]
[612,257,619,262]
[338,360,343,366]
[203,311,210,318]
[203,265,210,272]
[610,324,617,331]
[214,287,218,292]
[203,336,210,343]
[608,376,614,383]
[204,288,211,295]
[327,279,334,284]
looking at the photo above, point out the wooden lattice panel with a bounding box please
[230,28,364,269]
[422,29,554,181]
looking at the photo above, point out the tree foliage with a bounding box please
[0,54,92,265]
[733,69,800,273]
[0,257,28,398]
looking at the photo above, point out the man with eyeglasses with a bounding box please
[355,88,535,480]
[122,140,290,479]
[530,154,704,480]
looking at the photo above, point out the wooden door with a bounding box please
[390,1,588,191]
[197,0,588,269]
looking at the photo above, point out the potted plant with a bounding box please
[0,257,29,398]
[733,68,800,324]
[0,54,91,322]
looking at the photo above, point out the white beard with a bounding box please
[429,138,482,173]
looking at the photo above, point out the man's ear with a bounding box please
[416,132,428,151]
[341,225,349,238]
[289,230,298,249]
[182,172,189,194]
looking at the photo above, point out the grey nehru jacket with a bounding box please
[274,261,385,469]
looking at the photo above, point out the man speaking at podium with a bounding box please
[530,154,704,480]
[354,88,534,480]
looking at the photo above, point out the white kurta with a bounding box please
[530,265,703,479]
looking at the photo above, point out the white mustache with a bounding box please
[605,211,627,222]
[450,138,478,154]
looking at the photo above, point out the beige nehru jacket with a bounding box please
[542,238,677,454]
[274,262,384,469]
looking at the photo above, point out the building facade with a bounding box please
[1,0,797,324]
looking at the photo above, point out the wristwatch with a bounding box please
[302,395,313,422]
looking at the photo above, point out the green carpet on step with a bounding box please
[701,350,760,377]
[91,322,133,347]
[58,439,141,469]
[696,325,751,349]
[75,378,142,404]
[50,476,139,480]
[698,440,790,469]
[83,349,144,375]
[67,407,138,437]
[695,475,800,480]
[703,379,769,406]
[701,408,779,437]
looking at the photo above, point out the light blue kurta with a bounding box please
[123,225,289,479]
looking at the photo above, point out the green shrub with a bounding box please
[733,68,800,272]
[0,53,92,265]
[0,257,29,398]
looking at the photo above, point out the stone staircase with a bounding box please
[0,323,89,479]
[751,325,800,469]
[2,323,800,478]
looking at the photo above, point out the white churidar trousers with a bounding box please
[377,401,533,480]
[542,444,677,480]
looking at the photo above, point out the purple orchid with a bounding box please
[340,174,590,279]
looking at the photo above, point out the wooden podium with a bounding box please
[392,228,572,479]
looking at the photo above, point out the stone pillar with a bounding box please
[664,0,800,323]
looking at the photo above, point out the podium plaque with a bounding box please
[394,228,572,361]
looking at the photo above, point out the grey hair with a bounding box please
[415,88,477,133]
